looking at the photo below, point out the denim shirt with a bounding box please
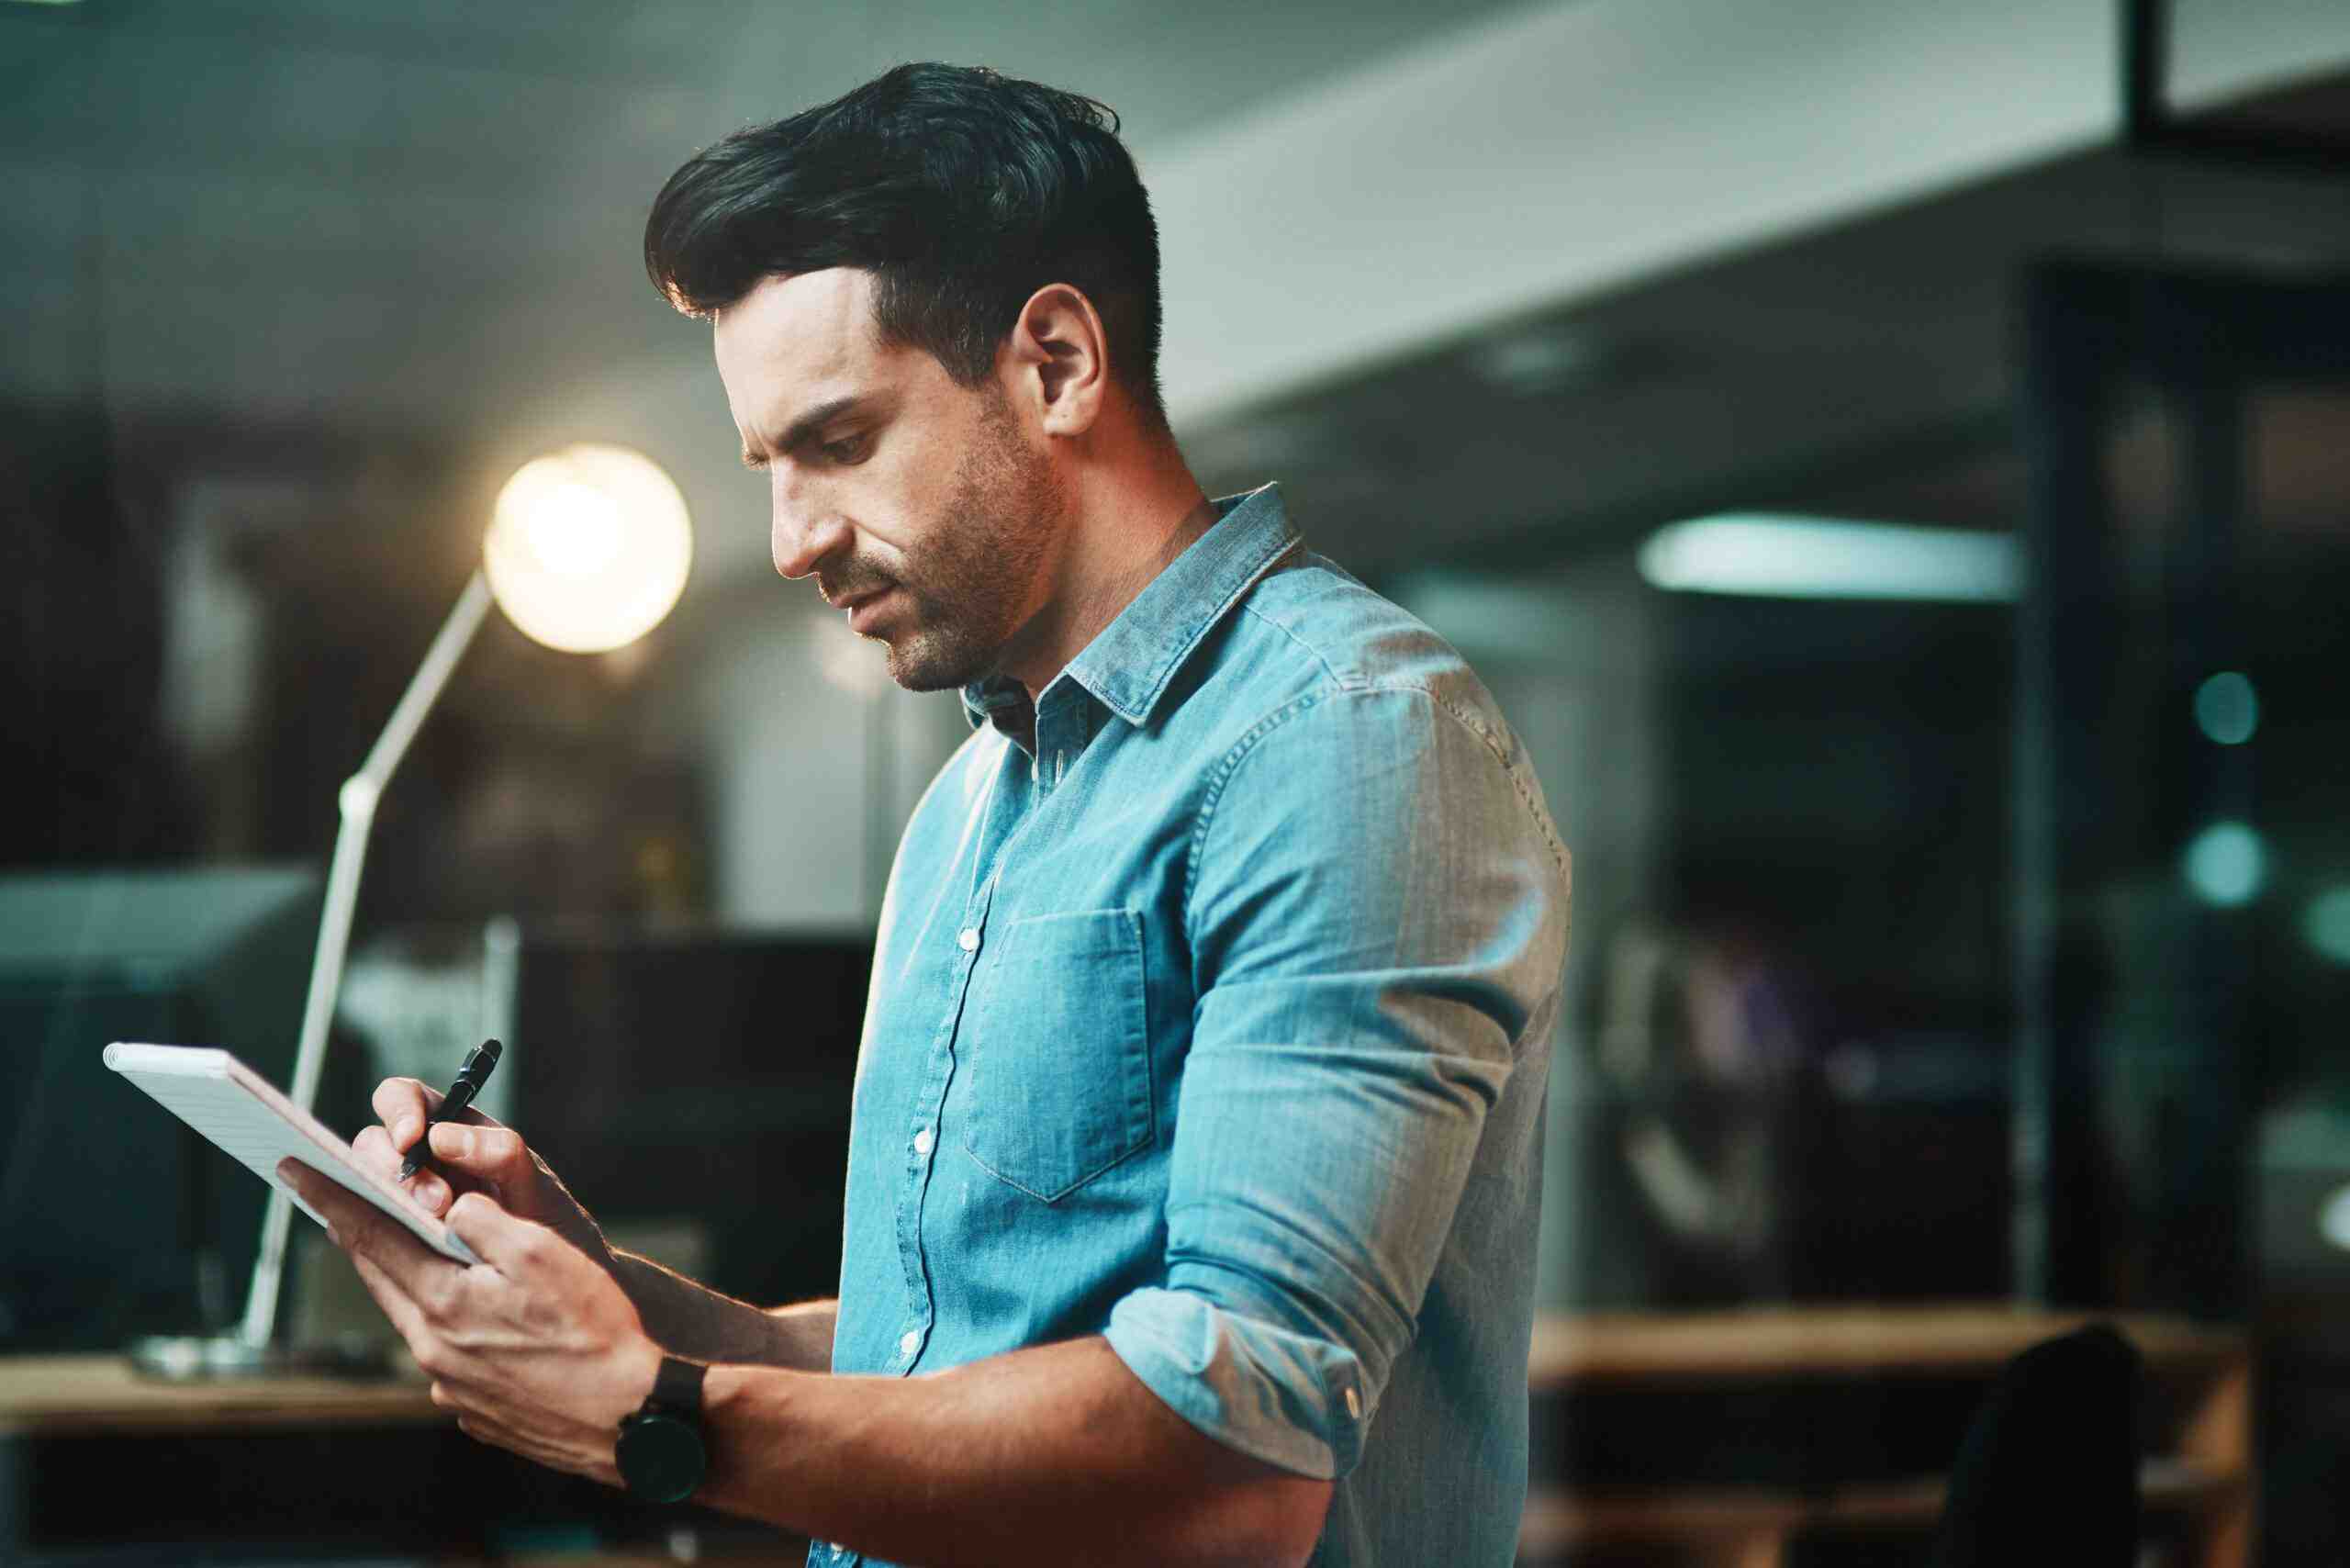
[811,484,1570,1567]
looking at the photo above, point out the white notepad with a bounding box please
[104,1041,478,1265]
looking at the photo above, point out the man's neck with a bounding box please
[997,464,1216,708]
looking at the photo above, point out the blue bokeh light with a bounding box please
[2304,886,2350,966]
[2193,671,2260,746]
[2183,822,2266,908]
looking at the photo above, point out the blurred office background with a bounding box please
[5,0,2349,1562]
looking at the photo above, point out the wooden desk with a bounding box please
[0,1352,780,1563]
[0,1352,436,1437]
[1521,1305,2253,1568]
[2,1308,2255,1567]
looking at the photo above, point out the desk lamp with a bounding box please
[132,443,692,1377]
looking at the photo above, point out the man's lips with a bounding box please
[840,587,895,633]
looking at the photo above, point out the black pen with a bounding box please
[398,1038,504,1182]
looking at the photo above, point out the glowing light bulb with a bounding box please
[520,480,624,577]
[485,444,691,654]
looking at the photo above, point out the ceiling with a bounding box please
[0,0,1538,580]
[1184,68,2350,577]
[6,1,2349,599]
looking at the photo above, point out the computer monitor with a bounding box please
[504,925,872,1311]
[0,865,321,1350]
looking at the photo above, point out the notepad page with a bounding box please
[105,1042,477,1265]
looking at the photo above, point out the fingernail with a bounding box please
[440,1126,473,1158]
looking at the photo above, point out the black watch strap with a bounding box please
[618,1356,710,1504]
[645,1354,707,1418]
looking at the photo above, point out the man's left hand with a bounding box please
[279,1158,663,1485]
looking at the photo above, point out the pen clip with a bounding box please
[456,1037,504,1090]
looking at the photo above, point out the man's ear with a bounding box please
[1004,283,1109,437]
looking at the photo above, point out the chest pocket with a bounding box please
[959,909,1155,1203]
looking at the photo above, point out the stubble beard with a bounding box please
[877,397,1061,693]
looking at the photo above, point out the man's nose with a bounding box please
[771,487,853,581]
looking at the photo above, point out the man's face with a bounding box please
[712,268,1066,693]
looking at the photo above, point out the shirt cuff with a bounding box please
[1103,1285,1371,1481]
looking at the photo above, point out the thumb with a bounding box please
[428,1122,534,1189]
[444,1191,544,1276]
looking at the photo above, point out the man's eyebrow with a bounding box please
[742,394,866,467]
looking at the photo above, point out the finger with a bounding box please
[426,1122,534,1193]
[283,1157,454,1302]
[371,1078,441,1157]
[351,1252,499,1405]
[452,1397,622,1486]
[445,1191,557,1281]
[352,1123,402,1180]
[348,1248,434,1350]
[279,1157,367,1234]
[454,1411,595,1477]
[432,1376,602,1450]
[372,1078,505,1159]
[355,1124,453,1213]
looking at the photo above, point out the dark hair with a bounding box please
[645,62,1166,428]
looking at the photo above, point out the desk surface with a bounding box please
[1531,1304,2244,1388]
[0,1352,435,1436]
[2,1303,2245,1434]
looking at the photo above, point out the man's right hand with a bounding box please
[357,1075,835,1370]
[354,1077,613,1267]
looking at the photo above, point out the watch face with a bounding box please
[617,1411,706,1503]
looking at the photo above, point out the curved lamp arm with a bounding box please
[239,569,496,1347]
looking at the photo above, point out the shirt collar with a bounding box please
[960,482,1301,732]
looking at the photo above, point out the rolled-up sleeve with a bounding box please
[1102,682,1569,1479]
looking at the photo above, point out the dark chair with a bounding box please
[1930,1321,2144,1567]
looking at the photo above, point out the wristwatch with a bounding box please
[616,1355,709,1503]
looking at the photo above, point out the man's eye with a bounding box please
[822,432,872,464]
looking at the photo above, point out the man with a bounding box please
[285,62,1569,1566]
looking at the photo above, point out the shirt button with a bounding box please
[900,1330,921,1359]
[957,926,979,951]
[1344,1386,1362,1419]
[912,1126,934,1155]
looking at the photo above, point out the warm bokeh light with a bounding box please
[485,444,691,654]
